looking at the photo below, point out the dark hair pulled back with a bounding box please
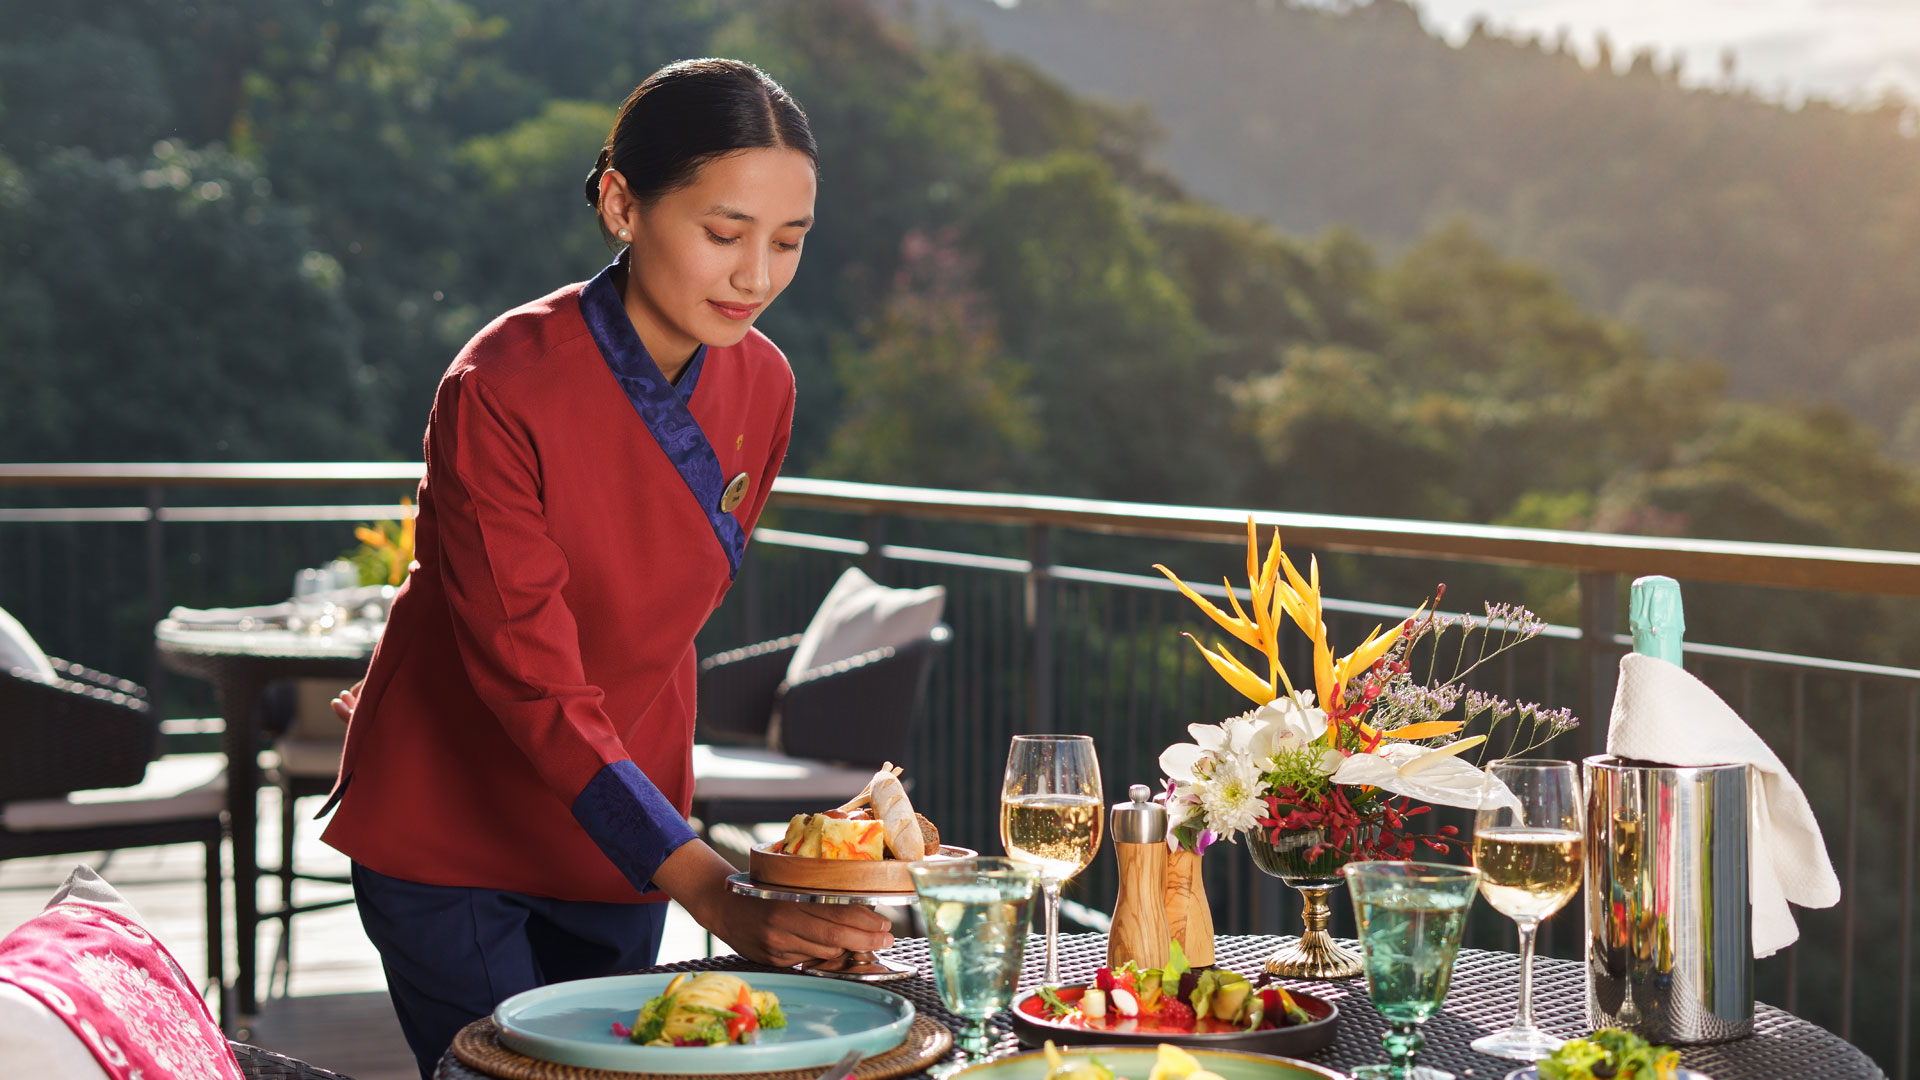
[585,58,816,219]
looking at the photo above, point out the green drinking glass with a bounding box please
[1343,861,1483,1080]
[909,856,1040,1060]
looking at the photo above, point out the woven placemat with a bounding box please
[450,1014,952,1080]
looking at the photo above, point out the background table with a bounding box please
[433,932,1885,1079]
[157,621,375,1017]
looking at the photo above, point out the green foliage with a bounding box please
[969,150,1213,501]
[818,229,1037,489]
[0,142,382,461]
[929,0,1920,429]
[4,0,1917,564]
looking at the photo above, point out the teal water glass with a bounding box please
[1344,861,1483,1080]
[909,856,1040,1059]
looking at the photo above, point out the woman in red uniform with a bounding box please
[320,59,890,1078]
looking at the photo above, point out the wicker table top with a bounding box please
[434,933,1885,1080]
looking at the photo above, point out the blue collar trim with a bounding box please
[578,257,744,578]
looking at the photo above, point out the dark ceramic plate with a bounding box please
[1008,983,1339,1057]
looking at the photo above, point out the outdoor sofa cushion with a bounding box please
[0,604,56,682]
[0,753,226,832]
[784,566,946,683]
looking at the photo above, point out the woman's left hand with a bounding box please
[331,679,365,724]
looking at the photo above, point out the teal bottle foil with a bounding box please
[1629,574,1685,665]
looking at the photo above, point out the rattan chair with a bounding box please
[0,659,228,1027]
[691,623,951,827]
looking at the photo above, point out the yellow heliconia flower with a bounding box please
[1380,720,1465,741]
[1158,518,1298,705]
[1185,634,1275,705]
[1163,519,1425,715]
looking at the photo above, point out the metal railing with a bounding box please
[3,464,1918,1075]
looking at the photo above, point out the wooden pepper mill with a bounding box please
[1107,784,1171,971]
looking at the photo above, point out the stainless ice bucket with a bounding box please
[1584,755,1754,1043]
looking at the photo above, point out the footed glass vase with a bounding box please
[1247,827,1364,979]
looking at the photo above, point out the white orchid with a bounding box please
[1160,692,1328,783]
[1248,691,1328,753]
[1161,697,1322,846]
[1329,739,1521,814]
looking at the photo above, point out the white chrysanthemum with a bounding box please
[1192,754,1271,840]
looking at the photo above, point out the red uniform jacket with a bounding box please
[321,256,795,902]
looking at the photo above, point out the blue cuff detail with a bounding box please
[580,256,744,578]
[571,760,699,894]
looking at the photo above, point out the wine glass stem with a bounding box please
[1041,880,1063,986]
[1382,1019,1425,1078]
[1514,917,1540,1032]
[960,1016,990,1057]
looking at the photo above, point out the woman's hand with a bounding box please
[654,841,894,967]
[331,679,366,724]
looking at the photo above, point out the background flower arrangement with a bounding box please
[1156,522,1578,864]
[341,498,416,587]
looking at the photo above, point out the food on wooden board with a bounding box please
[776,763,939,861]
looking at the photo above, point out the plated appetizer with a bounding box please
[777,762,940,861]
[614,973,786,1046]
[1032,944,1312,1036]
[1535,1030,1682,1080]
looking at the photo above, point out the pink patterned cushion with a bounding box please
[0,875,239,1080]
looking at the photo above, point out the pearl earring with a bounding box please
[618,229,631,241]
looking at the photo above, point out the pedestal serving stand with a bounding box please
[725,873,920,982]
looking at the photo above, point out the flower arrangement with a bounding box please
[1155,521,1577,864]
[342,498,416,586]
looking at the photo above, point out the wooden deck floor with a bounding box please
[0,774,720,1080]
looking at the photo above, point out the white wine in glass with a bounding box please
[1000,734,1102,987]
[1473,826,1583,921]
[1470,759,1584,1061]
[1000,794,1102,880]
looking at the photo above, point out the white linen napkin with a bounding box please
[1608,652,1841,957]
[166,602,293,628]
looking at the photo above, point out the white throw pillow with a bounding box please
[0,605,56,682]
[785,567,946,683]
[0,866,135,1080]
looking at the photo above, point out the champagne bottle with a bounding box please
[1629,574,1684,665]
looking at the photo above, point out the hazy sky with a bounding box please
[1406,0,1920,106]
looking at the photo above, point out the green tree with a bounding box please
[0,144,380,461]
[968,150,1213,502]
[819,229,1036,489]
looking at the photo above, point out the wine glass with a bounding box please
[909,857,1039,1059]
[999,734,1103,987]
[1469,758,1585,1059]
[1345,861,1482,1080]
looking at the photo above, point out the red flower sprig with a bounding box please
[1258,788,1459,864]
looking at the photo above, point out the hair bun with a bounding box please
[584,147,613,208]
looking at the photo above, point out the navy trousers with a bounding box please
[351,862,669,1080]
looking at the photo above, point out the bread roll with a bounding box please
[870,766,925,860]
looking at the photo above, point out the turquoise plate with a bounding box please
[952,1044,1347,1079]
[492,972,915,1074]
